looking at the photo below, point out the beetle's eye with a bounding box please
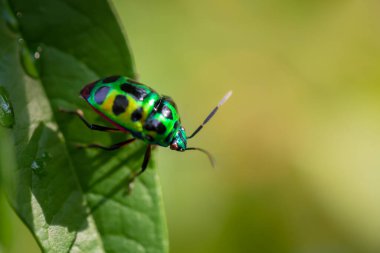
[170,142,178,150]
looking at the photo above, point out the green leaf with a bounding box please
[0,0,168,252]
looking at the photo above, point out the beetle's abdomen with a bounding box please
[81,76,160,135]
[81,76,184,147]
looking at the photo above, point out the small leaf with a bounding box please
[0,0,168,252]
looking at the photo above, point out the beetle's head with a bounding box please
[170,127,187,151]
[168,91,232,167]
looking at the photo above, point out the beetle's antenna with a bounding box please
[186,147,215,167]
[187,91,232,139]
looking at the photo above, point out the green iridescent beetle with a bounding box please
[62,75,232,183]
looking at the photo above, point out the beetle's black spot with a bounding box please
[174,121,180,130]
[102,76,120,83]
[153,98,162,111]
[162,96,178,110]
[164,131,174,144]
[112,95,128,115]
[144,119,167,134]
[131,107,143,122]
[157,124,166,134]
[161,105,173,119]
[121,83,148,101]
[146,135,154,142]
[94,86,110,104]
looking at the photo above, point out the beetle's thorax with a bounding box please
[140,95,181,147]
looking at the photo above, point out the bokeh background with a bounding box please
[2,0,380,252]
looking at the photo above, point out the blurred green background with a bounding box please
[2,0,380,252]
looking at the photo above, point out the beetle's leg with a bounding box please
[60,108,121,132]
[142,144,152,170]
[76,138,136,151]
[125,144,152,194]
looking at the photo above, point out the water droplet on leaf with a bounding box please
[41,151,51,159]
[31,160,45,175]
[30,152,51,176]
[19,39,40,79]
[0,86,15,128]
[34,51,40,59]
